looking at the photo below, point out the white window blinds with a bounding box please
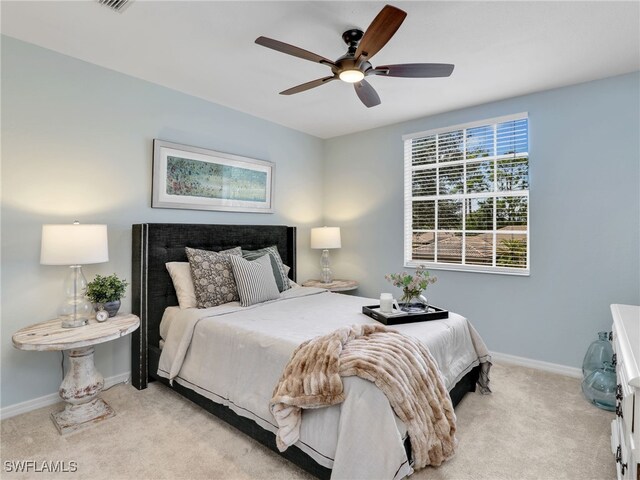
[403,113,529,275]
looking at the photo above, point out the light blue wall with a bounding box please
[324,72,640,368]
[1,37,325,408]
[3,35,638,411]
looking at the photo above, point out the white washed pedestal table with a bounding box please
[302,279,359,292]
[12,314,140,434]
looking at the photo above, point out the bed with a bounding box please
[131,223,490,479]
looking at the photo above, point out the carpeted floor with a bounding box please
[1,363,615,480]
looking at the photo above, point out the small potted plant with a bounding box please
[86,274,129,317]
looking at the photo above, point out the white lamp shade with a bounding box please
[310,227,341,249]
[40,224,109,265]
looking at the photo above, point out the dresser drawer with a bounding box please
[612,324,622,368]
[612,418,621,455]
[616,362,635,439]
[614,429,632,479]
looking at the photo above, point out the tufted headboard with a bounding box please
[131,223,296,389]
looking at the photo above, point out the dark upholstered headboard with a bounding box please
[131,223,296,389]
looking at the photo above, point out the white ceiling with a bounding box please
[2,1,639,139]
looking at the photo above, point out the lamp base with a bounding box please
[59,265,92,328]
[61,317,89,329]
[320,249,333,284]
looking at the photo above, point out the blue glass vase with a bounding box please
[581,362,617,411]
[582,331,613,378]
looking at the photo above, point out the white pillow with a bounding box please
[165,262,197,309]
[230,254,280,307]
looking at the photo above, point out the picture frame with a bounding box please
[152,140,274,213]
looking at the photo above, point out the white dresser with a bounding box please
[611,304,640,480]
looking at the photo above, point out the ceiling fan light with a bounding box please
[339,69,365,83]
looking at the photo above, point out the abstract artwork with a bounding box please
[152,140,274,213]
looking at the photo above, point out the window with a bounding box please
[403,113,529,275]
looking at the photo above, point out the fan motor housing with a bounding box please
[342,29,364,47]
[336,30,371,76]
[332,57,372,77]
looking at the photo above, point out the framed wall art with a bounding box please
[152,140,274,213]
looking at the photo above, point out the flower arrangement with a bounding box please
[385,265,437,306]
[86,274,129,304]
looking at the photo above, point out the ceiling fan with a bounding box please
[255,4,454,108]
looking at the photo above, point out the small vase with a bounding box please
[400,292,427,313]
[95,300,121,318]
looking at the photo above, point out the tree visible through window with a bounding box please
[403,114,529,274]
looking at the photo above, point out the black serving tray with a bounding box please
[362,304,449,325]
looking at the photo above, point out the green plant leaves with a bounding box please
[86,274,129,304]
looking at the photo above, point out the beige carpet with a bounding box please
[1,363,615,480]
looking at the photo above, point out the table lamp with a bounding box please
[310,226,341,284]
[41,222,109,328]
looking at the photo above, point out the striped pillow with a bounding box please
[230,254,281,307]
[241,246,290,293]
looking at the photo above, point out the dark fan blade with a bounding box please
[255,36,335,67]
[280,76,337,95]
[374,63,455,78]
[354,80,381,108]
[355,5,407,60]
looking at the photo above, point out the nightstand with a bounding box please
[12,313,140,434]
[302,279,359,292]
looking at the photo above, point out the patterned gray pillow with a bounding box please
[241,245,290,293]
[185,246,242,308]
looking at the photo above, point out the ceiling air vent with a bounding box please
[96,0,133,13]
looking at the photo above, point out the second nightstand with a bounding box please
[302,279,359,292]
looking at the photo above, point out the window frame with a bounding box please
[403,112,530,276]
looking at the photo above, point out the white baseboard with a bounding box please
[0,372,130,420]
[2,355,581,419]
[491,351,582,378]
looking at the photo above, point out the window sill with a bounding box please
[404,261,530,276]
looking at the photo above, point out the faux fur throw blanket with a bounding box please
[270,323,457,469]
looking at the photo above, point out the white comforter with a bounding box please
[158,287,490,480]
